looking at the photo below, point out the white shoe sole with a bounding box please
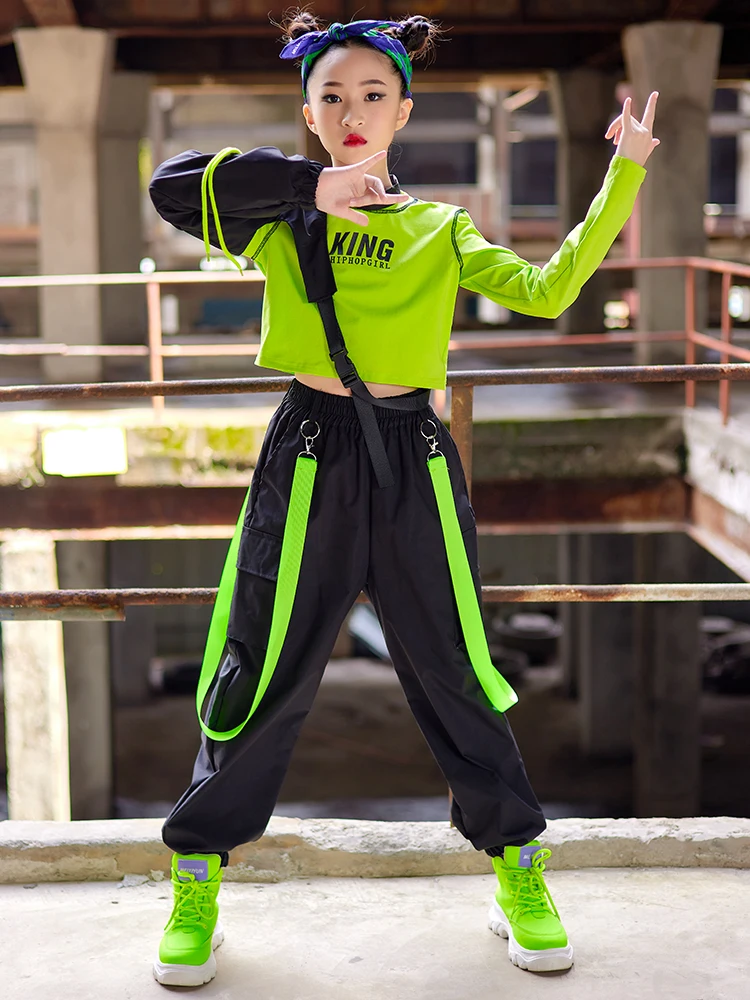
[488,900,574,972]
[153,921,225,987]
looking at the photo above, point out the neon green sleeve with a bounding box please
[455,153,647,319]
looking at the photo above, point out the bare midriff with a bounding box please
[294,372,420,397]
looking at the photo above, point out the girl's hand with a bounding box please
[314,149,410,226]
[605,91,660,167]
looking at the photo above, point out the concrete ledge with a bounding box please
[1,816,750,883]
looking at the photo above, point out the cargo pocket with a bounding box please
[457,500,477,534]
[243,411,296,532]
[205,528,284,736]
[226,526,283,650]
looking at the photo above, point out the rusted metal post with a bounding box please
[719,270,733,424]
[684,264,696,408]
[450,386,474,498]
[146,281,165,416]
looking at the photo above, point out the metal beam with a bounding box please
[0,525,236,542]
[4,364,750,406]
[0,480,688,534]
[5,581,750,621]
[688,488,750,582]
[0,486,250,531]
[473,478,687,528]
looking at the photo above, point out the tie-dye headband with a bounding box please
[278,20,413,100]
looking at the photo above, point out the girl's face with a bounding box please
[302,44,413,170]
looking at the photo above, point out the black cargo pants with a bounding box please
[162,379,546,863]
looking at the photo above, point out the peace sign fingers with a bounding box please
[612,90,660,167]
[640,90,659,133]
[621,95,633,134]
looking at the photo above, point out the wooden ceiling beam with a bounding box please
[664,0,720,17]
[111,21,647,38]
[23,0,78,27]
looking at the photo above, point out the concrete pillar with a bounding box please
[623,21,722,362]
[577,534,635,757]
[0,535,70,821]
[738,84,750,226]
[109,539,156,706]
[633,533,701,817]
[548,68,620,335]
[98,72,152,350]
[14,26,114,382]
[56,541,113,819]
[475,86,510,324]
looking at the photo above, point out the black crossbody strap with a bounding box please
[291,210,430,488]
[316,298,429,412]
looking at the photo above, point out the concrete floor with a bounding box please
[2,869,748,999]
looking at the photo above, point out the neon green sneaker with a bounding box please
[488,841,574,972]
[153,852,224,987]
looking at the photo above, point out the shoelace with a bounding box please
[165,872,217,933]
[506,848,561,921]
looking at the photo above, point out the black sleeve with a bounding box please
[148,146,327,255]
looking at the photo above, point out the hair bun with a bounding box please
[383,14,442,63]
[280,9,321,43]
[277,9,445,70]
[400,16,431,34]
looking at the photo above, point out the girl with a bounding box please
[148,9,658,987]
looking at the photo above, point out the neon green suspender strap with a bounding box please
[428,454,518,713]
[422,420,519,714]
[196,453,317,741]
[196,445,515,742]
[195,446,517,741]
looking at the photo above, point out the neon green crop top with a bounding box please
[244,153,646,390]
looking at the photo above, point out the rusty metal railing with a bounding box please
[3,362,750,620]
[1,254,749,422]
[3,362,749,495]
[598,255,750,424]
[4,259,750,828]
[4,582,750,622]
[2,255,750,619]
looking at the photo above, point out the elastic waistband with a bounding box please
[284,378,433,424]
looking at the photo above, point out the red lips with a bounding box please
[344,134,367,146]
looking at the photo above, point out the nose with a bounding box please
[342,106,364,129]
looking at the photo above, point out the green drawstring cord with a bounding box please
[195,453,317,742]
[427,452,519,714]
[200,146,245,274]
